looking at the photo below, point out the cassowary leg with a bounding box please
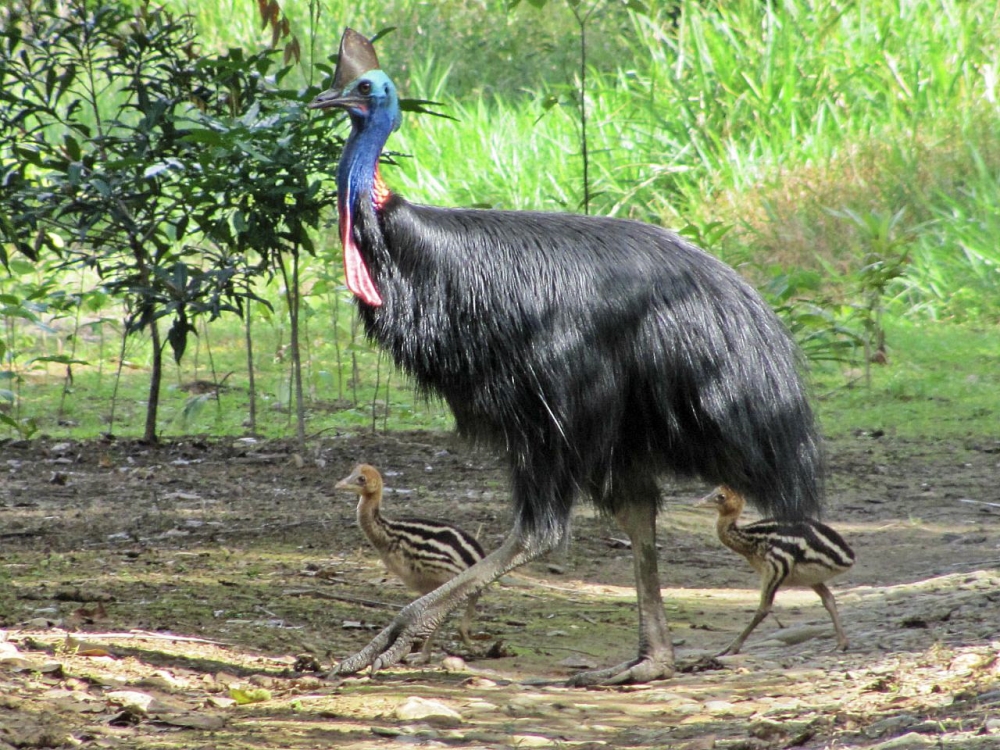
[457,591,480,648]
[405,625,441,665]
[813,583,849,651]
[568,500,675,686]
[332,530,553,677]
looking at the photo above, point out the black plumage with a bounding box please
[310,28,823,685]
[356,199,822,533]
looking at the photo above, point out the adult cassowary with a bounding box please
[309,29,822,685]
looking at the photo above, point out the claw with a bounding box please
[566,656,674,687]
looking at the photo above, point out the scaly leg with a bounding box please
[404,589,481,663]
[457,591,480,648]
[719,572,781,656]
[813,583,849,651]
[568,499,675,686]
[332,530,553,677]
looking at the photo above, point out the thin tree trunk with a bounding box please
[244,281,257,433]
[108,323,129,435]
[277,249,306,447]
[57,275,86,422]
[291,248,305,446]
[201,316,223,419]
[371,351,382,434]
[144,317,162,443]
[331,288,343,401]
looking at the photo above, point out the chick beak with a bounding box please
[693,490,718,509]
[334,473,359,492]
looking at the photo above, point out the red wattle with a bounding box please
[340,206,383,307]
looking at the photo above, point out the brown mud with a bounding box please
[1,431,998,748]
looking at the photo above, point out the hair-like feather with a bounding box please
[312,28,823,547]
[353,196,823,537]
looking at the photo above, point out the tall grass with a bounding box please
[380,0,1000,321]
[6,0,999,440]
[163,0,1000,321]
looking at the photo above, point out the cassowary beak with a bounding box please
[308,88,365,111]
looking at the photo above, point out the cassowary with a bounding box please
[309,28,823,685]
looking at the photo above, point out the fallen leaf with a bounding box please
[229,687,271,705]
[106,690,154,714]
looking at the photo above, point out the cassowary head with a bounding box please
[308,28,401,307]
[335,462,383,494]
[309,29,401,135]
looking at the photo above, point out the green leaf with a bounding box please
[229,687,272,705]
[399,98,458,122]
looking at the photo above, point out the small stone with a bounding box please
[21,617,60,629]
[395,696,463,725]
[703,700,736,714]
[106,690,154,714]
[439,655,468,672]
[558,655,598,670]
[871,733,935,749]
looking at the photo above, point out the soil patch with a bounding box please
[2,431,999,748]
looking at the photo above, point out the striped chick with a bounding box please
[336,464,485,658]
[699,485,855,655]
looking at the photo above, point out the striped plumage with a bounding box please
[335,463,485,655]
[701,486,855,655]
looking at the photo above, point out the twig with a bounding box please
[18,629,235,647]
[958,498,1000,510]
[518,643,599,657]
[946,558,1000,569]
[282,587,402,610]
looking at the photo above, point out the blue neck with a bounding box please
[338,110,396,216]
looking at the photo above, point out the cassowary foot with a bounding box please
[566,655,675,687]
[331,617,427,677]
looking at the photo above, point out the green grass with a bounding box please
[4,0,1000,442]
[5,305,454,441]
[812,319,1000,440]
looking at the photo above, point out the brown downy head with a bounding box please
[335,463,383,500]
[696,485,746,517]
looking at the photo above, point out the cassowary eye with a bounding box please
[357,80,372,95]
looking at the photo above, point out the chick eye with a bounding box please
[357,80,372,95]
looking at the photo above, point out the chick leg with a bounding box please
[333,530,554,677]
[813,582,849,651]
[568,498,675,686]
[719,571,782,656]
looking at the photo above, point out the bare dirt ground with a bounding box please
[1,430,999,749]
